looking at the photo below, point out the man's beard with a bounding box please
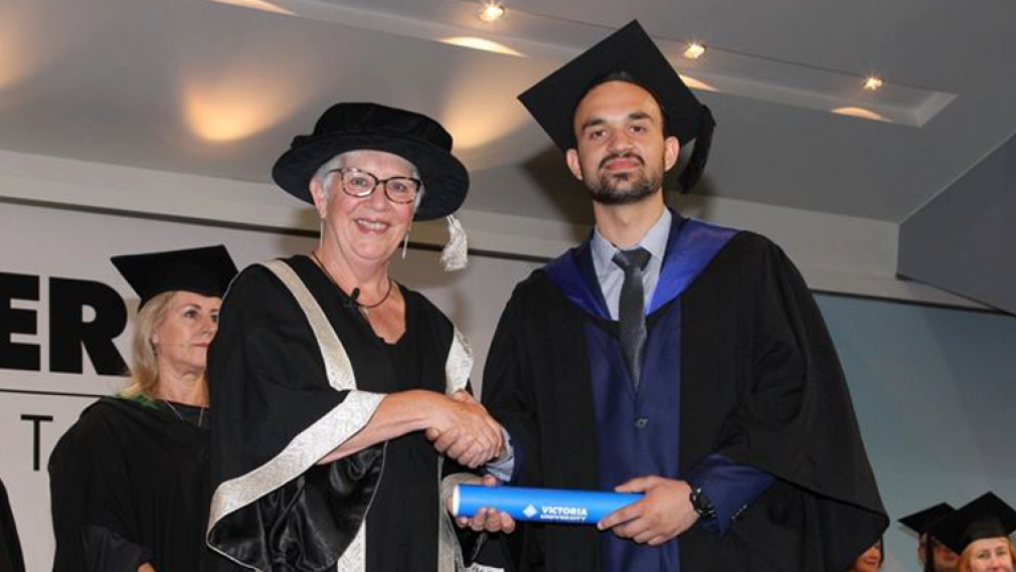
[584,152,664,205]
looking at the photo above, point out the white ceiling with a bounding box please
[2,0,1015,225]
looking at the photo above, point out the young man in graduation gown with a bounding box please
[481,20,888,572]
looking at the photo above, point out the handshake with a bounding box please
[422,389,517,535]
[423,389,504,469]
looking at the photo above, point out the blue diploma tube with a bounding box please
[452,484,643,524]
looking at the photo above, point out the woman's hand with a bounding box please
[425,390,503,468]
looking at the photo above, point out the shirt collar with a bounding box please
[591,208,672,268]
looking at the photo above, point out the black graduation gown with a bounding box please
[0,478,26,572]
[482,226,888,572]
[48,397,213,572]
[207,256,470,572]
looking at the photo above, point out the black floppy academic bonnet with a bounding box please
[272,102,469,222]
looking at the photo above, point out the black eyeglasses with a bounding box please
[327,168,421,204]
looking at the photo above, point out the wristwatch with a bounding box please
[689,486,717,520]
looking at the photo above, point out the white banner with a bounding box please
[0,200,537,571]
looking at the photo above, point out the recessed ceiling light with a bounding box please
[478,2,506,23]
[863,76,884,92]
[683,43,706,60]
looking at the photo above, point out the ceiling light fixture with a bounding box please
[478,2,506,23]
[863,76,883,92]
[683,42,706,60]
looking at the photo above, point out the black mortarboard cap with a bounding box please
[111,245,238,309]
[927,493,1016,555]
[518,19,715,192]
[900,503,956,536]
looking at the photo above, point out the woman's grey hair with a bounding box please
[313,151,425,211]
[314,154,347,200]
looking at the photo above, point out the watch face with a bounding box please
[691,487,716,518]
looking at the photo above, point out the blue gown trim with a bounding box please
[543,238,610,320]
[544,213,739,319]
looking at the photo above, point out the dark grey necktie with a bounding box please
[613,248,651,390]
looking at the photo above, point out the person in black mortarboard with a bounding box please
[901,503,961,572]
[48,245,237,572]
[928,493,1016,572]
[206,103,511,572]
[479,19,888,572]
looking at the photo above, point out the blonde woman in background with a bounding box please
[930,493,1016,572]
[49,245,236,572]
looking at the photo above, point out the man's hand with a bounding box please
[425,390,504,468]
[597,476,698,546]
[446,474,516,534]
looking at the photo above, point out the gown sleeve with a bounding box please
[480,280,554,572]
[0,478,26,572]
[481,284,539,488]
[48,402,152,572]
[206,264,386,571]
[698,234,888,571]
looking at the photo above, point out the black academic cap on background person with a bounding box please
[928,492,1016,556]
[901,503,957,536]
[111,245,238,309]
[901,503,958,572]
[518,19,715,192]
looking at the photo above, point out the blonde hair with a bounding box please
[119,291,177,400]
[957,537,1016,571]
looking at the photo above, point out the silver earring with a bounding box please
[401,230,410,259]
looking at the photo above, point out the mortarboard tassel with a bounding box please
[440,214,468,271]
[678,106,716,193]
